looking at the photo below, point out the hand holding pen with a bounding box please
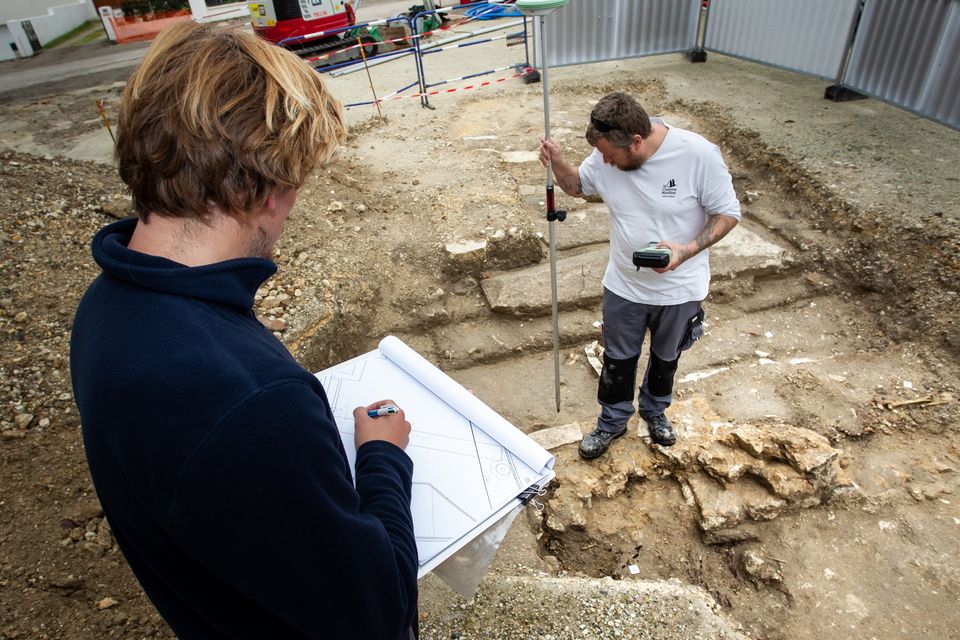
[353,399,410,451]
[367,404,400,418]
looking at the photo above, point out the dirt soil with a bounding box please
[1,24,959,640]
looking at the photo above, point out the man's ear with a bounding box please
[263,187,290,214]
[261,186,298,221]
[631,134,644,152]
[264,188,280,212]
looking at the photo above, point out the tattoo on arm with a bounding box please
[558,174,584,198]
[684,214,738,261]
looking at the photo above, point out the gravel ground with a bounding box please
[1,16,958,640]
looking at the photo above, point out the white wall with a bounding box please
[5,0,96,57]
[7,21,36,57]
[0,0,96,24]
[0,24,16,61]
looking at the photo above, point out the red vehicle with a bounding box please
[250,0,375,55]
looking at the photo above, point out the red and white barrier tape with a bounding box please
[378,71,522,102]
[306,33,414,63]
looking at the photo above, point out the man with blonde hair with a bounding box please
[71,23,419,639]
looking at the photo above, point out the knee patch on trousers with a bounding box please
[647,352,679,398]
[598,353,639,404]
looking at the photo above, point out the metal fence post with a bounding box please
[825,0,868,101]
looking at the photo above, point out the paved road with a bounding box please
[0,0,414,99]
[0,40,152,97]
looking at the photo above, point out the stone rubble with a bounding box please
[420,575,748,640]
[542,397,851,542]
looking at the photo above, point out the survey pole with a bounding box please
[516,0,569,413]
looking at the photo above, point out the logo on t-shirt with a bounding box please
[661,179,678,198]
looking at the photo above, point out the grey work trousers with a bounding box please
[596,288,704,434]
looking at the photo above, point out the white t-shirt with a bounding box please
[580,119,741,305]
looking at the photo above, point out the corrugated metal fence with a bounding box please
[704,0,861,80]
[843,0,960,129]
[532,0,958,129]
[534,0,700,68]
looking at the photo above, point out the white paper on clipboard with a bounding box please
[315,336,555,578]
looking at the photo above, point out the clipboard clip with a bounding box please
[519,485,548,512]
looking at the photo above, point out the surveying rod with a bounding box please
[517,0,568,412]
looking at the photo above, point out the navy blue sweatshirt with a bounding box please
[70,218,418,639]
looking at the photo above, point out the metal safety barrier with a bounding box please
[331,2,533,111]
[412,3,530,109]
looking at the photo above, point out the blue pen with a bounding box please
[367,404,400,418]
